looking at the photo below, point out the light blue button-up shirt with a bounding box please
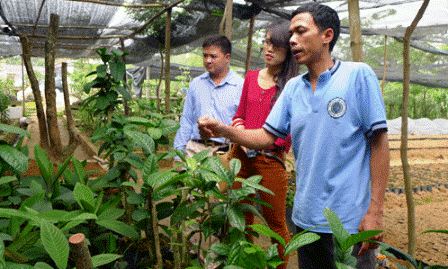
[173,69,244,152]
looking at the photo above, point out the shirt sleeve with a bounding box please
[357,64,388,137]
[173,83,196,152]
[263,79,294,139]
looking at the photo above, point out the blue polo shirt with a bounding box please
[263,60,387,234]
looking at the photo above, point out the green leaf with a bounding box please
[96,64,107,78]
[95,95,111,110]
[284,232,320,256]
[0,123,30,137]
[159,119,180,135]
[229,158,241,177]
[128,116,151,126]
[124,130,155,153]
[335,262,355,269]
[227,204,245,231]
[96,220,139,239]
[40,219,69,269]
[34,144,52,185]
[142,154,158,179]
[91,254,122,267]
[249,224,285,246]
[114,85,131,101]
[323,207,350,245]
[0,145,28,173]
[147,127,163,140]
[0,176,16,185]
[171,200,205,225]
[33,262,54,269]
[341,230,383,253]
[109,62,125,82]
[209,243,230,256]
[73,183,95,212]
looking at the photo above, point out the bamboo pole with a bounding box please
[12,23,135,31]
[164,8,172,115]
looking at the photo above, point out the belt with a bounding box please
[192,139,225,146]
[246,149,286,170]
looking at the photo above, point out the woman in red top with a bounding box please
[231,22,300,268]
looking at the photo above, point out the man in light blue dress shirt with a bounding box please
[173,35,244,158]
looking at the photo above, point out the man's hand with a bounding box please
[358,209,384,255]
[197,116,226,139]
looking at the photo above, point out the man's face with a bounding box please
[202,45,230,75]
[289,12,332,66]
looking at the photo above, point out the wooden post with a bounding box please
[69,233,94,269]
[45,13,63,158]
[62,62,77,145]
[146,66,150,99]
[120,38,130,116]
[245,15,255,75]
[381,35,388,94]
[220,0,234,39]
[21,55,26,117]
[164,8,172,115]
[348,0,364,62]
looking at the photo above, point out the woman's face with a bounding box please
[263,32,288,67]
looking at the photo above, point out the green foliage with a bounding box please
[82,48,131,124]
[68,59,98,101]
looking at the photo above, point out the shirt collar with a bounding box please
[202,68,238,87]
[302,59,341,82]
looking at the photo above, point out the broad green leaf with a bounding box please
[96,64,107,78]
[0,145,28,173]
[132,209,149,222]
[33,262,54,269]
[73,183,95,212]
[323,207,350,245]
[4,262,34,268]
[284,232,320,256]
[142,154,158,179]
[147,127,163,140]
[159,119,180,135]
[0,123,30,137]
[91,254,122,267]
[209,243,230,256]
[186,157,198,171]
[109,62,125,82]
[249,224,285,246]
[114,85,131,101]
[128,116,151,126]
[6,230,39,253]
[0,176,16,185]
[97,220,139,239]
[229,158,241,177]
[124,130,154,153]
[335,262,354,269]
[40,220,69,269]
[171,200,205,225]
[126,192,144,205]
[227,204,245,231]
[34,144,52,184]
[342,230,383,253]
[95,95,111,110]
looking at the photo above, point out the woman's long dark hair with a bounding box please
[267,21,301,106]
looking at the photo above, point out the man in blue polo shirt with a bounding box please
[198,3,389,269]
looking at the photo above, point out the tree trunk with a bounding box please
[120,38,130,116]
[164,8,172,115]
[45,13,63,160]
[348,0,364,62]
[61,62,80,159]
[220,0,233,39]
[69,233,94,269]
[19,36,50,149]
[401,0,430,262]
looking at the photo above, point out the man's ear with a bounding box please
[322,28,334,47]
[225,53,231,61]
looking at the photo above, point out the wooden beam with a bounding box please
[13,23,136,31]
[66,0,166,8]
[28,34,124,40]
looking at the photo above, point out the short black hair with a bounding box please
[291,3,340,52]
[202,35,232,55]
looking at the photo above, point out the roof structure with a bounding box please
[0,0,447,88]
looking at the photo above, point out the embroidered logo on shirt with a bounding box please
[327,98,346,118]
